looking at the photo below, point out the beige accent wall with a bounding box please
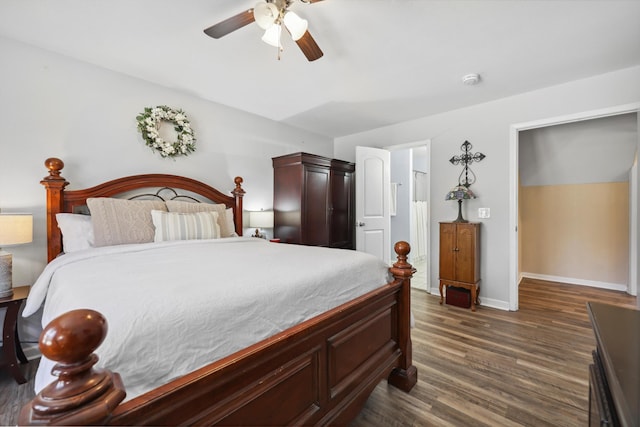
[520,182,629,285]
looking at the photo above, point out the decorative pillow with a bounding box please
[224,208,239,237]
[165,200,237,237]
[87,198,167,247]
[55,213,94,253]
[151,210,220,242]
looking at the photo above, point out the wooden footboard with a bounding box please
[20,242,417,426]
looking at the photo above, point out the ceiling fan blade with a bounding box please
[204,9,255,39]
[295,30,323,61]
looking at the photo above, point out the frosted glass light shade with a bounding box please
[0,214,33,246]
[283,11,308,41]
[262,24,282,47]
[254,2,279,30]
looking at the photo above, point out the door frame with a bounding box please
[509,102,640,311]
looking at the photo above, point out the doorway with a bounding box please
[509,103,640,310]
[388,141,431,292]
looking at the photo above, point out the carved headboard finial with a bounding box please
[43,157,65,180]
[233,176,245,196]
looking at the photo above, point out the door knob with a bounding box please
[357,222,365,227]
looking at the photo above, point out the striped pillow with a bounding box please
[151,210,220,242]
[165,200,237,238]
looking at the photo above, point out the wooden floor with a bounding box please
[1,278,636,426]
[351,278,636,427]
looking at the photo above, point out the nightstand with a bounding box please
[0,285,29,384]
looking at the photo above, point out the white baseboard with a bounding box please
[521,272,628,293]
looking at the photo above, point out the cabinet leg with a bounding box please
[2,302,27,384]
[470,287,477,312]
[16,326,27,364]
[439,282,444,305]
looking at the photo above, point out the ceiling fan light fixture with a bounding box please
[254,2,279,30]
[262,24,282,47]
[283,11,308,41]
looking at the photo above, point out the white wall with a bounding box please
[335,65,640,310]
[0,36,332,345]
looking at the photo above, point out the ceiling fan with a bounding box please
[204,0,324,61]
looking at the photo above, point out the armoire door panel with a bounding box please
[304,167,330,246]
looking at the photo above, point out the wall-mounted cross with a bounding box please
[449,140,486,187]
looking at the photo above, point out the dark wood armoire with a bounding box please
[272,152,355,249]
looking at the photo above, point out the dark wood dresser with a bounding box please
[587,302,639,427]
[272,152,355,249]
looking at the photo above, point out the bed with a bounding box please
[20,157,417,426]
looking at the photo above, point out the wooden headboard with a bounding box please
[40,157,245,262]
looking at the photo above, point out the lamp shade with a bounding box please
[254,2,279,30]
[249,210,274,229]
[445,185,476,201]
[261,24,282,47]
[283,11,308,41]
[0,214,33,246]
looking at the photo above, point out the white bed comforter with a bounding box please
[24,237,390,400]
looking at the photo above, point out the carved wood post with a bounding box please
[40,158,68,262]
[388,241,418,391]
[232,176,245,236]
[19,309,126,426]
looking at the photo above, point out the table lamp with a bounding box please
[249,210,274,239]
[445,186,476,223]
[0,214,33,298]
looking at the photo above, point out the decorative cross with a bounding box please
[449,140,486,187]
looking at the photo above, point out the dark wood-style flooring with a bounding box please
[1,278,636,426]
[351,278,636,426]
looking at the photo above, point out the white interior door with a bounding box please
[356,146,391,264]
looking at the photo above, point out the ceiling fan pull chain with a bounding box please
[277,27,282,60]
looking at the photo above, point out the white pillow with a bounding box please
[151,210,220,242]
[55,213,94,253]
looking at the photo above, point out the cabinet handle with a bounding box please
[453,248,459,251]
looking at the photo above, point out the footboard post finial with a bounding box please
[388,241,418,392]
[19,309,126,426]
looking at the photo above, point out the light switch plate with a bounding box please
[478,208,490,219]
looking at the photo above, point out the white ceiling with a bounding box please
[0,0,639,138]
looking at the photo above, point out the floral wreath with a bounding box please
[136,105,196,158]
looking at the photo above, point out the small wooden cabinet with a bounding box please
[439,222,481,311]
[272,152,355,249]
